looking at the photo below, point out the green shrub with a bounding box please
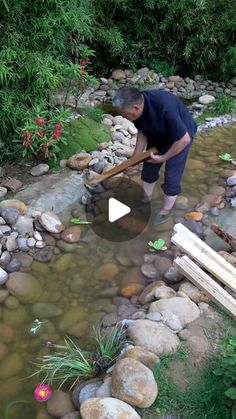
[212,95,236,114]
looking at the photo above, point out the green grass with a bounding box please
[196,94,236,124]
[48,114,110,169]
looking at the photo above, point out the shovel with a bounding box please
[87,147,157,186]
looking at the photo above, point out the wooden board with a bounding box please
[174,256,236,319]
[87,147,157,185]
[172,223,236,292]
[211,223,236,251]
[172,232,236,293]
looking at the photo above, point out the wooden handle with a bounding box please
[88,147,157,185]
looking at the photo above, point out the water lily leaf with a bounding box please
[148,239,166,250]
[70,218,91,225]
[219,153,233,161]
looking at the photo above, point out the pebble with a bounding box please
[16,237,29,251]
[13,215,34,236]
[6,237,18,252]
[0,267,8,285]
[35,241,46,249]
[34,246,53,262]
[0,225,11,235]
[27,237,36,248]
[0,217,6,225]
[0,207,20,225]
[34,231,43,241]
[30,163,49,177]
[5,258,22,273]
[0,187,7,198]
[0,251,11,267]
[39,211,64,233]
[210,207,220,216]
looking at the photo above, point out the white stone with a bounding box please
[149,297,200,328]
[102,118,113,127]
[80,397,141,419]
[0,267,8,285]
[198,94,215,105]
[39,211,64,233]
[0,187,7,198]
[129,126,138,135]
[30,163,49,177]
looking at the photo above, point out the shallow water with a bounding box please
[0,124,236,418]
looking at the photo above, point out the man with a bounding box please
[112,87,197,224]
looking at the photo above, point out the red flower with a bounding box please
[80,57,89,66]
[23,139,33,148]
[22,130,33,140]
[54,123,62,131]
[35,117,45,127]
[37,129,45,139]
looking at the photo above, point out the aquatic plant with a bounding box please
[219,153,233,162]
[70,217,92,225]
[148,239,167,251]
[32,325,126,389]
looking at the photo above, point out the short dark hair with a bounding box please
[112,87,143,110]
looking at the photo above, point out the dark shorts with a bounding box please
[141,139,193,196]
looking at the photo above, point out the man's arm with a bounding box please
[133,131,147,156]
[149,132,191,163]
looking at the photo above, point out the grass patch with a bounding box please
[142,354,230,419]
[48,115,110,169]
[196,94,236,124]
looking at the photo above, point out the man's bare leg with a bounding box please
[159,194,177,214]
[142,181,156,202]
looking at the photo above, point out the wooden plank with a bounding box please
[211,223,236,250]
[174,256,236,319]
[172,223,236,285]
[87,147,157,185]
[172,232,236,293]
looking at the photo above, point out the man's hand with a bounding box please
[147,151,165,164]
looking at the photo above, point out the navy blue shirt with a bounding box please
[134,89,197,152]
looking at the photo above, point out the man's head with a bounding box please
[112,87,144,121]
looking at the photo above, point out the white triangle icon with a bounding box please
[108,198,131,223]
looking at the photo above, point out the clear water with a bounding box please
[0,124,236,418]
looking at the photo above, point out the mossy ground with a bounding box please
[48,113,110,169]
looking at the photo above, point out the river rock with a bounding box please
[16,237,29,250]
[0,322,14,343]
[0,199,27,215]
[178,282,209,303]
[183,220,203,237]
[198,94,215,105]
[61,226,81,243]
[67,153,92,170]
[77,381,103,407]
[56,240,77,253]
[185,211,203,221]
[121,345,160,368]
[61,413,80,419]
[0,376,23,400]
[13,215,34,235]
[13,252,33,269]
[94,263,119,281]
[128,319,180,355]
[32,303,63,318]
[34,246,53,263]
[47,391,74,417]
[6,237,18,252]
[154,285,176,300]
[0,186,7,198]
[0,267,8,285]
[4,296,19,309]
[141,263,158,279]
[112,69,126,80]
[0,341,8,360]
[0,225,11,234]
[1,207,20,225]
[36,407,53,419]
[0,251,12,268]
[138,280,165,304]
[39,211,64,233]
[80,397,141,419]
[58,307,86,332]
[96,378,112,398]
[0,352,24,379]
[27,237,36,248]
[0,289,9,302]
[6,272,42,303]
[154,255,172,276]
[3,304,28,327]
[112,358,158,408]
[54,253,74,272]
[149,297,200,328]
[227,175,236,187]
[30,163,49,176]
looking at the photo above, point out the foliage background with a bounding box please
[0,0,236,162]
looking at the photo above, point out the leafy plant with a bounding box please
[145,59,178,77]
[148,239,167,251]
[219,153,233,162]
[32,325,126,389]
[212,95,236,115]
[16,107,70,161]
[214,337,236,416]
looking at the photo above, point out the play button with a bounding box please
[85,177,151,242]
[108,198,131,222]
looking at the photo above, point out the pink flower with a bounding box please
[34,384,52,402]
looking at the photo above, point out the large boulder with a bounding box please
[111,69,126,80]
[198,94,215,105]
[6,272,42,303]
[149,296,200,328]
[112,358,158,407]
[121,345,160,368]
[80,397,141,419]
[67,153,92,170]
[127,319,180,355]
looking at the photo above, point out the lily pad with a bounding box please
[219,153,233,161]
[148,238,166,251]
